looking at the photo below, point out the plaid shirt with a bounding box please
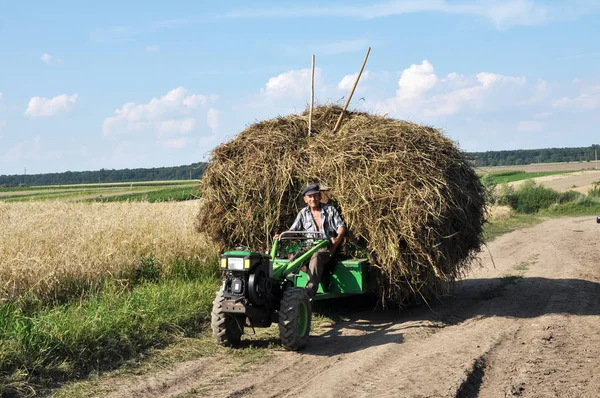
[289,203,346,238]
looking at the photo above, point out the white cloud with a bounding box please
[145,45,160,52]
[5,136,41,160]
[227,0,597,29]
[517,120,543,132]
[25,94,77,118]
[163,138,188,149]
[157,118,196,136]
[207,108,220,131]
[397,60,438,100]
[338,71,372,91]
[261,68,324,99]
[103,87,217,136]
[377,60,527,118]
[553,84,600,109]
[522,79,550,104]
[554,94,600,109]
[40,53,63,65]
[0,92,3,100]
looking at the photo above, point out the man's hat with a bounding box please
[302,183,320,196]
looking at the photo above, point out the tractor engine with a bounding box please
[219,250,277,326]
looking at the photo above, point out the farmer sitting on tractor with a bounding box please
[287,183,347,297]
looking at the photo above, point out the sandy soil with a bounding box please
[509,169,600,194]
[89,217,600,398]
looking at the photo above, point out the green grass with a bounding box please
[0,181,193,192]
[0,260,220,397]
[482,170,572,185]
[484,213,542,242]
[91,185,201,203]
[2,188,151,202]
[538,198,600,217]
[0,182,199,202]
[52,303,337,398]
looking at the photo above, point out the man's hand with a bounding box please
[273,233,280,240]
[330,236,343,254]
[330,226,347,254]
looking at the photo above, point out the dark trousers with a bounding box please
[306,248,331,297]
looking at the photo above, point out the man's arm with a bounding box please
[289,209,304,232]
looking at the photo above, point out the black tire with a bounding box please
[211,288,244,347]
[278,287,312,351]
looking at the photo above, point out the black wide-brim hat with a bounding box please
[302,183,320,196]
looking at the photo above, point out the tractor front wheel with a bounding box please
[211,288,244,346]
[278,287,312,350]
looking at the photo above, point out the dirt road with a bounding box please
[100,217,600,398]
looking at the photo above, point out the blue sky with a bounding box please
[1,1,599,175]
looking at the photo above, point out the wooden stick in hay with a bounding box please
[332,46,371,133]
[309,54,315,136]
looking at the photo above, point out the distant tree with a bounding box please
[467,145,600,167]
[0,162,208,186]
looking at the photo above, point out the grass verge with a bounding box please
[538,200,600,217]
[0,262,220,397]
[91,185,200,203]
[52,304,338,398]
[484,213,542,242]
[481,170,572,185]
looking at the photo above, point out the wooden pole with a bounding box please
[596,149,598,169]
[308,54,315,136]
[332,46,371,133]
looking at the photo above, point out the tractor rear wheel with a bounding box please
[211,288,244,346]
[278,287,312,350]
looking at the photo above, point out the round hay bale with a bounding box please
[196,105,486,306]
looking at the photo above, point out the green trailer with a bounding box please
[211,231,369,350]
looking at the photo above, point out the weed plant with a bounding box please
[588,181,600,198]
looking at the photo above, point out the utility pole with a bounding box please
[595,149,598,170]
[23,167,26,186]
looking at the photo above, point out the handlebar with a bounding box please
[277,230,328,240]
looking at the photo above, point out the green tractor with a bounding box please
[211,231,369,350]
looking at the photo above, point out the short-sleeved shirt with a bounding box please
[289,203,346,238]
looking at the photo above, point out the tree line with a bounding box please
[2,144,600,186]
[467,144,600,167]
[0,162,207,187]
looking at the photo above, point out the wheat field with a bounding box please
[0,200,217,301]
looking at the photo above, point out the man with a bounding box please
[288,183,347,297]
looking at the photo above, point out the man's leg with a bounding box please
[305,248,331,297]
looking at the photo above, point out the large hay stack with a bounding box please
[196,106,486,305]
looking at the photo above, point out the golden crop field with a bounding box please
[0,201,217,301]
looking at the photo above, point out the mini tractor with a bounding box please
[211,231,369,350]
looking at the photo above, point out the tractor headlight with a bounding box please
[227,257,244,271]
